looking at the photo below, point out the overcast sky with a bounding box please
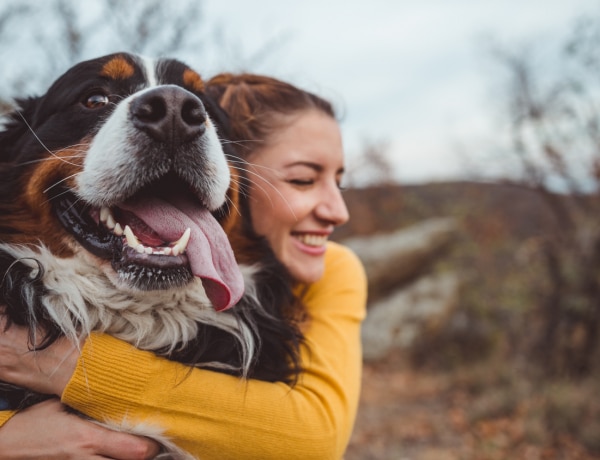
[199,0,599,184]
[2,1,598,184]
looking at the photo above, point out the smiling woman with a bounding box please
[246,110,349,283]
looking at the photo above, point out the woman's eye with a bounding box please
[288,179,314,186]
[84,94,110,109]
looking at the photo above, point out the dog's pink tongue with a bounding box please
[120,197,244,311]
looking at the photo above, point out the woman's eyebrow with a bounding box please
[284,161,323,172]
[285,161,345,175]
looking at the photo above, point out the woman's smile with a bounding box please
[247,109,349,283]
[291,231,330,255]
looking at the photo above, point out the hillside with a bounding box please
[338,181,600,459]
[334,181,556,242]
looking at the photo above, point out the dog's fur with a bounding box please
[0,53,303,458]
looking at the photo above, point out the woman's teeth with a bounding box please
[295,233,328,247]
[99,206,190,256]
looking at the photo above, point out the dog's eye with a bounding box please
[84,94,110,109]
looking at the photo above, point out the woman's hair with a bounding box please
[202,74,330,383]
[205,73,335,157]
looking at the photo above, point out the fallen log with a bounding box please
[344,217,458,301]
[361,272,460,361]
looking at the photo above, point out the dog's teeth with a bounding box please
[100,206,110,223]
[124,225,140,248]
[171,228,191,256]
[114,222,124,236]
[123,225,189,257]
[106,213,116,230]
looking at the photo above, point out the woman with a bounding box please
[0,73,367,459]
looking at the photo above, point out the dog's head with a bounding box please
[0,53,244,311]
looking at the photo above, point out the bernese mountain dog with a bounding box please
[0,53,302,458]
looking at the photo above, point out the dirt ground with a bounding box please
[344,354,600,460]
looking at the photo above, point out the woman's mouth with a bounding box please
[292,232,329,248]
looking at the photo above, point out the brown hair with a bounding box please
[203,74,326,382]
[205,73,335,157]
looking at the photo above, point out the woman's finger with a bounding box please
[95,427,162,460]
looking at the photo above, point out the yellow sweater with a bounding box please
[0,242,367,459]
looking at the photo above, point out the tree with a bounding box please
[0,0,279,102]
[486,14,600,376]
[0,0,209,98]
[345,139,397,188]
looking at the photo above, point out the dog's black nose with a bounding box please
[130,86,207,144]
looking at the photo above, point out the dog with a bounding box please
[0,53,303,458]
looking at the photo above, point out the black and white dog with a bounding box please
[0,53,302,458]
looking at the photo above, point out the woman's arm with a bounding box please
[0,242,366,459]
[65,243,366,459]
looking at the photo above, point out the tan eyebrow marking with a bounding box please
[183,69,204,92]
[101,56,135,80]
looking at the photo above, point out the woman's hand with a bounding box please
[0,398,161,459]
[0,315,79,396]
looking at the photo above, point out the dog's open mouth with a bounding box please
[100,206,191,257]
[52,178,244,311]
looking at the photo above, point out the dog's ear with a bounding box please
[199,93,232,140]
[200,93,242,233]
[0,96,39,163]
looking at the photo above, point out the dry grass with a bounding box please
[347,352,600,459]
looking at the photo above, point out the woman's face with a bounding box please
[247,109,349,283]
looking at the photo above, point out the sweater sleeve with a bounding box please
[0,410,16,427]
[61,242,367,460]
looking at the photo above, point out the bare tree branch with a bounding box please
[483,14,600,376]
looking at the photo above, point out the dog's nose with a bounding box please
[130,86,207,144]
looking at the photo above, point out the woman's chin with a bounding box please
[287,257,325,284]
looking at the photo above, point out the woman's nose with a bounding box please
[316,184,349,226]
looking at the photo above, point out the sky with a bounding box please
[198,0,599,184]
[1,0,598,185]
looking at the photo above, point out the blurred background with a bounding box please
[1,0,600,458]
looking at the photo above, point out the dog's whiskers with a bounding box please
[224,193,242,218]
[47,194,89,222]
[218,137,264,152]
[226,155,289,177]
[42,172,81,197]
[15,111,87,167]
[15,151,86,168]
[40,186,79,206]
[228,160,298,221]
[225,176,247,218]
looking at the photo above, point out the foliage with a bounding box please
[339,177,600,454]
[483,14,600,377]
[339,14,600,452]
[348,354,600,459]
